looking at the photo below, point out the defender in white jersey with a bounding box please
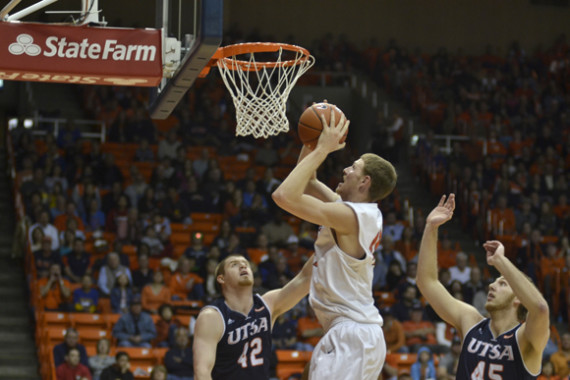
[272,106,397,380]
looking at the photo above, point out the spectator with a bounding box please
[517,228,546,283]
[410,346,437,380]
[257,167,281,197]
[272,313,301,351]
[538,360,560,380]
[131,253,153,294]
[110,273,134,314]
[261,211,295,247]
[379,235,407,273]
[100,351,134,380]
[381,307,406,354]
[515,198,538,232]
[158,130,182,161]
[73,275,99,313]
[169,257,205,301]
[438,336,462,380]
[98,154,124,189]
[448,251,471,284]
[125,173,148,212]
[183,234,208,275]
[53,328,89,367]
[45,164,69,194]
[142,270,171,314]
[385,260,405,292]
[211,220,232,252]
[383,212,405,242]
[254,139,279,167]
[154,304,182,348]
[124,208,143,245]
[54,201,85,233]
[391,284,418,322]
[150,365,168,380]
[29,209,60,250]
[161,187,189,224]
[203,258,220,301]
[537,200,558,236]
[56,120,81,149]
[192,148,210,180]
[396,262,419,298]
[112,296,157,348]
[138,188,157,218]
[88,338,115,380]
[219,232,247,260]
[58,230,75,258]
[550,332,570,378]
[84,198,106,232]
[60,217,87,242]
[141,225,165,257]
[63,237,92,283]
[106,194,129,238]
[164,327,194,380]
[135,138,155,162]
[72,181,101,222]
[30,225,45,252]
[56,347,92,380]
[39,263,71,311]
[402,303,438,353]
[35,236,62,278]
[97,252,132,297]
[101,181,124,215]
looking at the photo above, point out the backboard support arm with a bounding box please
[149,0,223,120]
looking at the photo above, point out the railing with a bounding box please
[30,116,106,141]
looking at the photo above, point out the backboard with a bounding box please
[148,0,223,120]
[0,0,222,115]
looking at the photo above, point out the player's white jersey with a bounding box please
[309,201,383,331]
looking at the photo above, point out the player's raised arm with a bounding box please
[193,308,224,380]
[297,145,340,203]
[272,111,353,232]
[484,241,549,361]
[263,255,314,325]
[416,194,483,336]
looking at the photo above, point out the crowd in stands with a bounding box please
[8,30,570,380]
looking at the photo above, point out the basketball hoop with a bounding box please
[214,42,315,138]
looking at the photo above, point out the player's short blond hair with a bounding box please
[361,153,397,202]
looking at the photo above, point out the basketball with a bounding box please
[297,102,348,149]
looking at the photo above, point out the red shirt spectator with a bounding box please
[56,347,92,380]
[402,304,437,350]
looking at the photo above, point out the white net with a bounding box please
[216,44,315,138]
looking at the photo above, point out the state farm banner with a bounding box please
[0,22,163,86]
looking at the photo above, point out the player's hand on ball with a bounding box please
[317,110,349,153]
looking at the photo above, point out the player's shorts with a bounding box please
[308,319,386,380]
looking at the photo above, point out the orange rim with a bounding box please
[213,42,312,71]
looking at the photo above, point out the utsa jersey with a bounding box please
[457,318,538,379]
[310,201,383,331]
[207,294,272,380]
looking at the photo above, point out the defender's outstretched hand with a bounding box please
[483,240,505,267]
[426,194,455,227]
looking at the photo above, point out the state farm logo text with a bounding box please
[8,33,157,62]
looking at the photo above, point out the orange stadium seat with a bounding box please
[374,291,397,307]
[41,311,70,329]
[43,326,67,347]
[275,350,311,380]
[70,313,108,330]
[78,328,111,348]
